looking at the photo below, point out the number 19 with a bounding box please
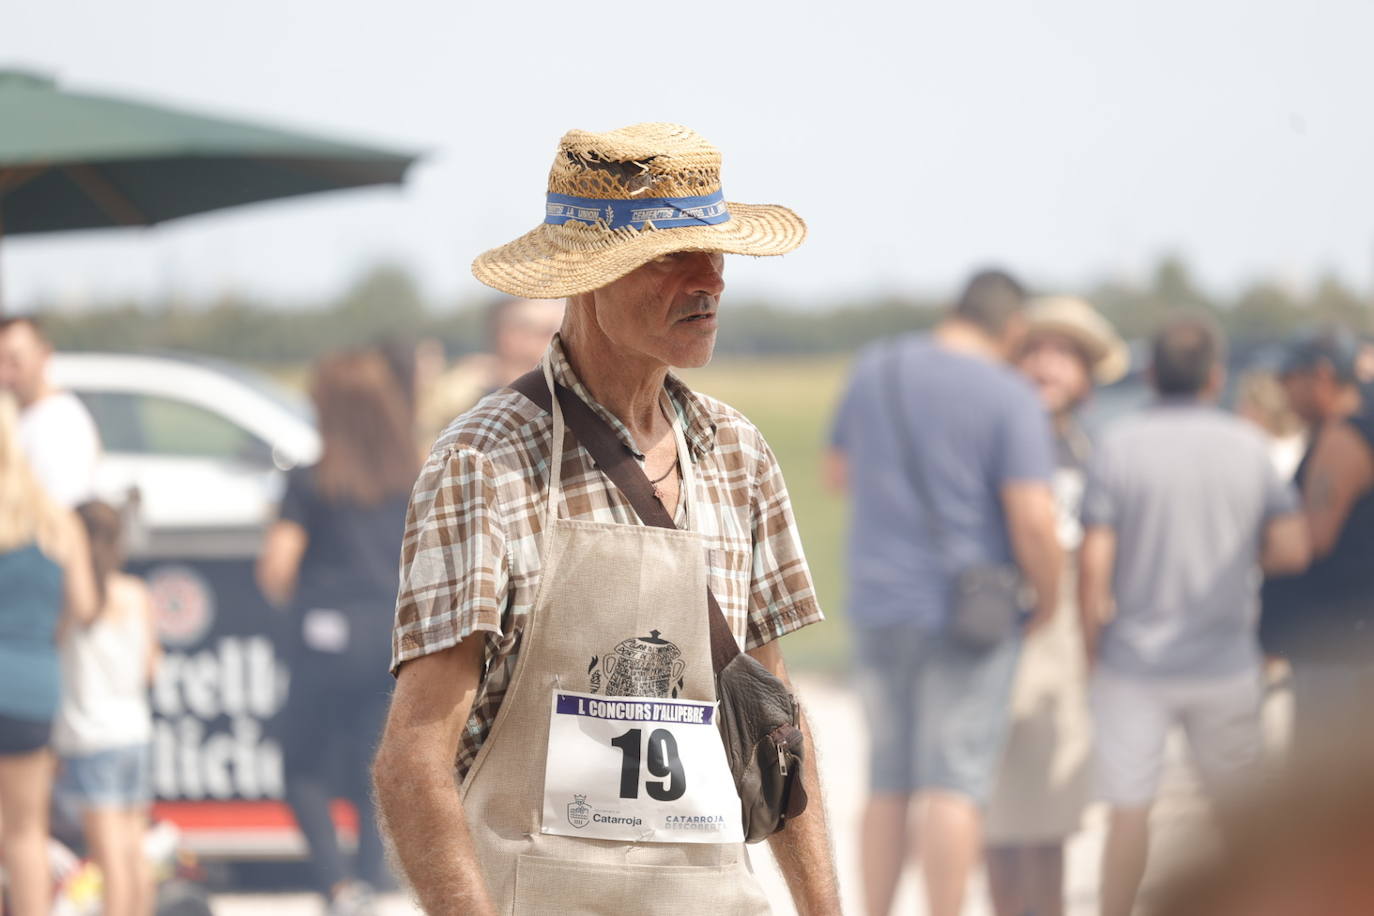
[610,728,686,801]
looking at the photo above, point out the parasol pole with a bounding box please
[0,180,6,316]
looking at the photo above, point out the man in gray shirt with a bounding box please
[829,270,1061,916]
[1079,315,1310,916]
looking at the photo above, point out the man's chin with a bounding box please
[670,338,717,370]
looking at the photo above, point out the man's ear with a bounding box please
[1208,363,1227,399]
[1001,312,1029,359]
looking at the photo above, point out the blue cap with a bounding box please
[1280,327,1361,383]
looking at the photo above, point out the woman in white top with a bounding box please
[55,501,161,916]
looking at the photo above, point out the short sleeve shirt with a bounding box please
[829,334,1055,630]
[1082,401,1300,677]
[20,392,101,508]
[278,466,410,615]
[391,337,824,780]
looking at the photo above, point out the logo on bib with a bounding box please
[566,794,592,829]
[587,629,686,698]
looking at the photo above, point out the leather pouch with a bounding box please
[716,648,808,842]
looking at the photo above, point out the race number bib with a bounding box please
[540,690,744,844]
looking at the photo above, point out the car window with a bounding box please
[141,396,264,460]
[76,391,145,452]
[75,390,270,463]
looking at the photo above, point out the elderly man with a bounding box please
[373,124,839,915]
[0,316,101,507]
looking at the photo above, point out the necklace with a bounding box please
[646,401,680,503]
[647,457,679,502]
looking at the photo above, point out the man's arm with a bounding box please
[255,520,307,607]
[822,447,848,495]
[56,509,98,628]
[747,641,841,916]
[824,364,862,498]
[373,638,495,916]
[1002,481,1062,630]
[1303,421,1374,558]
[1078,525,1116,668]
[1261,514,1312,575]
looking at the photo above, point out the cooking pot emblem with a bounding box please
[591,629,686,698]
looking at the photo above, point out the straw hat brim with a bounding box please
[472,202,806,299]
[1027,315,1130,385]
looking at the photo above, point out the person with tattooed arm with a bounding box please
[1263,328,1374,751]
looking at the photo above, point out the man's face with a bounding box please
[0,323,50,407]
[584,251,726,369]
[1018,332,1092,416]
[1281,370,1318,424]
[1282,361,1348,425]
[495,299,565,369]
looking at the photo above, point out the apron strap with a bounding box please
[509,368,743,676]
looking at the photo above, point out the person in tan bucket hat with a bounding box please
[984,296,1126,916]
[374,123,839,915]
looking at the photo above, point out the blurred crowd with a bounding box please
[0,316,158,916]
[829,271,1374,916]
[6,271,1374,916]
[0,299,562,916]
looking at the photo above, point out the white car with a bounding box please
[51,352,320,554]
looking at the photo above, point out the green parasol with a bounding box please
[0,68,417,302]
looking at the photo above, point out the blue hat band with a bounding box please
[544,190,730,231]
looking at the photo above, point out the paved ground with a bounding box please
[211,673,1279,915]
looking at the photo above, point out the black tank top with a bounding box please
[1261,412,1374,663]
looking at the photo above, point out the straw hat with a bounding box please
[1025,296,1129,385]
[472,123,807,299]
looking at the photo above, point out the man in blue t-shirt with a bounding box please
[828,270,1061,916]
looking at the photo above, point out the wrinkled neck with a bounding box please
[559,322,671,447]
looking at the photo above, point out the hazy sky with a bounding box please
[4,0,1372,310]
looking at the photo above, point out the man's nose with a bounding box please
[681,252,725,298]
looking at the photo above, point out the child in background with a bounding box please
[54,502,161,916]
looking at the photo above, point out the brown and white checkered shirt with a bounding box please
[390,337,824,780]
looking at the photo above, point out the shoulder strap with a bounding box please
[881,342,949,559]
[510,369,742,675]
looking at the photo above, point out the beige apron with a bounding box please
[460,362,771,915]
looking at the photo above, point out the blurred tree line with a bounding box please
[35,255,1372,365]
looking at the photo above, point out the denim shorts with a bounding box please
[58,743,152,808]
[853,624,1022,804]
[0,712,52,755]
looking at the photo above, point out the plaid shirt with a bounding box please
[391,336,824,780]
